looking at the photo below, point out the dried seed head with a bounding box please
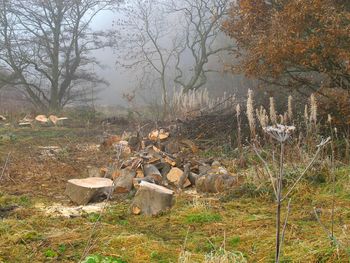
[327,114,332,124]
[288,95,293,121]
[236,103,241,116]
[304,104,309,123]
[310,93,317,124]
[263,124,296,142]
[284,112,288,124]
[246,89,255,136]
[269,97,277,124]
[279,114,284,124]
[256,106,268,128]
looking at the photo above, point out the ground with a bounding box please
[0,126,350,262]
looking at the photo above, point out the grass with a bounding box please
[0,127,350,262]
[185,213,222,224]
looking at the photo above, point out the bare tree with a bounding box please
[170,0,233,92]
[115,0,181,117]
[0,0,119,112]
[115,0,233,118]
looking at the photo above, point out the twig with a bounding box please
[252,145,278,199]
[282,147,322,201]
[0,152,11,181]
[279,198,292,257]
[313,207,338,246]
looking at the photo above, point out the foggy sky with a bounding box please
[91,10,132,106]
[90,8,253,107]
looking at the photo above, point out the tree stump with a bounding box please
[131,181,174,215]
[65,177,114,205]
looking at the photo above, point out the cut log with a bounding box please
[196,174,237,193]
[188,172,199,186]
[114,168,136,193]
[65,177,114,205]
[148,129,170,141]
[56,117,68,125]
[179,139,198,153]
[19,122,32,127]
[35,115,48,123]
[136,168,144,178]
[164,140,180,154]
[128,136,141,151]
[198,165,211,174]
[166,167,191,188]
[112,141,131,158]
[101,135,121,148]
[143,164,162,184]
[49,115,59,125]
[0,115,6,121]
[131,181,174,215]
[155,162,172,177]
[178,163,191,189]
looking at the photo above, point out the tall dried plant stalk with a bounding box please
[256,106,268,128]
[288,95,293,122]
[283,112,288,125]
[171,87,235,118]
[304,104,309,125]
[236,104,244,166]
[310,93,317,125]
[247,89,256,140]
[270,97,277,125]
[254,125,331,263]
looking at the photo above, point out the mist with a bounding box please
[89,2,253,107]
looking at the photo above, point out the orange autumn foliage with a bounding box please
[223,0,350,92]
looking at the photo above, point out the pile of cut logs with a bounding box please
[65,128,238,215]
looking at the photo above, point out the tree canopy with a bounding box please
[223,0,350,94]
[0,0,118,112]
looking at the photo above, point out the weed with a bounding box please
[229,236,241,248]
[150,251,169,262]
[82,254,127,263]
[117,220,129,226]
[220,183,273,202]
[87,212,101,223]
[204,247,246,263]
[186,213,222,224]
[44,249,58,258]
[20,231,43,243]
[58,244,66,254]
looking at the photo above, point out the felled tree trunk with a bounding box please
[196,174,237,193]
[65,177,114,205]
[131,181,174,216]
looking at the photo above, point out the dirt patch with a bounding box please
[0,128,111,202]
